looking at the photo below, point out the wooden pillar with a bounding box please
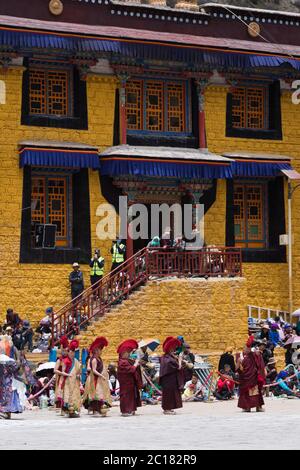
[127,200,134,260]
[118,74,128,145]
[196,79,208,150]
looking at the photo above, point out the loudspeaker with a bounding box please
[34,224,56,248]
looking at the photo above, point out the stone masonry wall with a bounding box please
[205,85,296,311]
[0,69,117,323]
[79,278,249,362]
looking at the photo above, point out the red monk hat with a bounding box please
[163,336,181,353]
[69,339,79,351]
[246,335,255,348]
[90,336,108,353]
[60,335,69,349]
[117,339,138,355]
[162,336,174,351]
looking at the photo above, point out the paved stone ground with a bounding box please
[1,398,299,450]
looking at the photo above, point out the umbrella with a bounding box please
[284,336,300,346]
[292,308,300,317]
[0,354,15,364]
[36,362,56,373]
[138,338,160,352]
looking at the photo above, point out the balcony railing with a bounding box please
[51,246,242,346]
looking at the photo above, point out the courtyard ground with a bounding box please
[1,397,299,450]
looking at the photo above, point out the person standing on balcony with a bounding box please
[69,263,84,300]
[111,239,126,272]
[159,336,184,415]
[90,249,105,300]
[117,339,142,417]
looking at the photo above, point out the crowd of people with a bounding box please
[2,322,300,420]
[0,307,54,354]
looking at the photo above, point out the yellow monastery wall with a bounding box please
[205,85,298,312]
[78,278,249,362]
[204,179,226,246]
[0,68,117,323]
[0,73,297,339]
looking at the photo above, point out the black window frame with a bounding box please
[226,177,286,263]
[226,80,282,140]
[20,166,91,264]
[21,59,88,130]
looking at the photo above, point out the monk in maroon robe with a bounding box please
[117,339,143,417]
[160,336,184,415]
[237,335,266,412]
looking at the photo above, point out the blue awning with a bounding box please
[231,161,292,177]
[222,152,293,177]
[100,157,232,179]
[19,147,100,169]
[1,27,300,71]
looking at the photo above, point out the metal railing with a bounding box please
[248,305,291,324]
[51,246,242,346]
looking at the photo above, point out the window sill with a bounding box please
[242,248,286,263]
[21,115,88,130]
[226,127,282,140]
[127,133,198,148]
[19,247,90,264]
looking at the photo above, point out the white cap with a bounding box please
[72,262,79,267]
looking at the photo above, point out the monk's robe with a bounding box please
[117,359,142,414]
[238,351,266,410]
[159,354,184,411]
[83,356,111,412]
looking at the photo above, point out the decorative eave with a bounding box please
[70,0,300,26]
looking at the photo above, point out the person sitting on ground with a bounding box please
[137,345,156,380]
[182,343,195,383]
[269,324,281,347]
[265,357,278,396]
[108,363,119,400]
[256,339,273,367]
[218,346,236,373]
[272,370,300,397]
[182,374,203,402]
[274,316,285,342]
[286,365,299,390]
[260,323,270,341]
[215,364,236,401]
[12,322,24,350]
[283,325,295,366]
[5,308,21,332]
[21,320,34,352]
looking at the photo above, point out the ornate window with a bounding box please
[29,68,71,117]
[126,78,189,134]
[22,59,88,130]
[231,86,266,130]
[226,81,282,140]
[31,173,72,247]
[233,182,268,249]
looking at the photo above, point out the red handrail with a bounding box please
[51,246,242,346]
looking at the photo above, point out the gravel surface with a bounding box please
[1,398,299,450]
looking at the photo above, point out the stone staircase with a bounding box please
[78,277,249,363]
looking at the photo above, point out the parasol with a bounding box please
[284,336,300,346]
[292,308,300,317]
[0,354,15,364]
[138,338,160,352]
[36,362,56,373]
